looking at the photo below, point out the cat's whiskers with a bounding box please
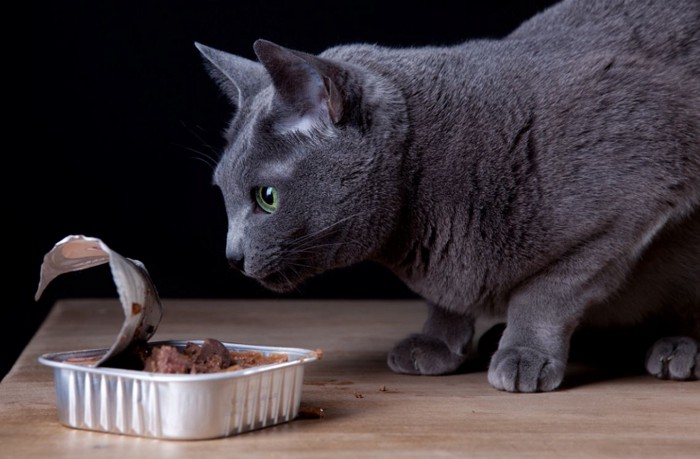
[276,268,303,294]
[260,213,367,284]
[280,264,308,295]
[284,261,317,269]
[285,214,366,264]
[172,142,219,172]
[288,212,366,248]
[290,241,355,253]
[176,120,222,172]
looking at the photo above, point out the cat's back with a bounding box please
[509,0,700,76]
[322,0,699,101]
[318,0,700,180]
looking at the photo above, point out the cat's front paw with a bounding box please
[387,333,468,376]
[646,337,699,380]
[488,346,566,392]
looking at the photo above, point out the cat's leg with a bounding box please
[487,276,584,392]
[387,302,474,375]
[646,337,700,380]
[487,237,663,391]
[489,209,700,391]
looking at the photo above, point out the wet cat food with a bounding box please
[138,338,289,374]
[39,340,319,439]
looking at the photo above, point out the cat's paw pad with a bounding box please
[487,346,565,392]
[645,337,699,380]
[387,333,468,376]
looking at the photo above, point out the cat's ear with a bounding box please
[194,42,268,108]
[253,39,345,131]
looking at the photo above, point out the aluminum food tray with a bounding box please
[39,340,318,440]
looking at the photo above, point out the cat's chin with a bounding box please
[255,271,307,293]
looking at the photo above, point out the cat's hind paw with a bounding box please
[487,346,566,392]
[387,333,468,376]
[645,337,699,381]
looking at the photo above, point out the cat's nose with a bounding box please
[226,247,245,273]
[227,254,245,273]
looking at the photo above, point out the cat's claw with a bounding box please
[387,333,468,375]
[645,337,699,381]
[487,346,566,392]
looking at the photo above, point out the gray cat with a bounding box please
[196,0,700,392]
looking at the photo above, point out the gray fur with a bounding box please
[197,0,700,392]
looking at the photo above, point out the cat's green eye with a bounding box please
[254,186,279,213]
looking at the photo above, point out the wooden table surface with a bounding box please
[1,298,698,458]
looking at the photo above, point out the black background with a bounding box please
[16,0,559,379]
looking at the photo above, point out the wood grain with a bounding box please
[1,299,698,458]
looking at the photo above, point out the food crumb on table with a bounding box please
[297,406,325,419]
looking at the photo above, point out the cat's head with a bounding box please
[196,39,408,292]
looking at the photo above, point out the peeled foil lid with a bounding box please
[35,235,163,366]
